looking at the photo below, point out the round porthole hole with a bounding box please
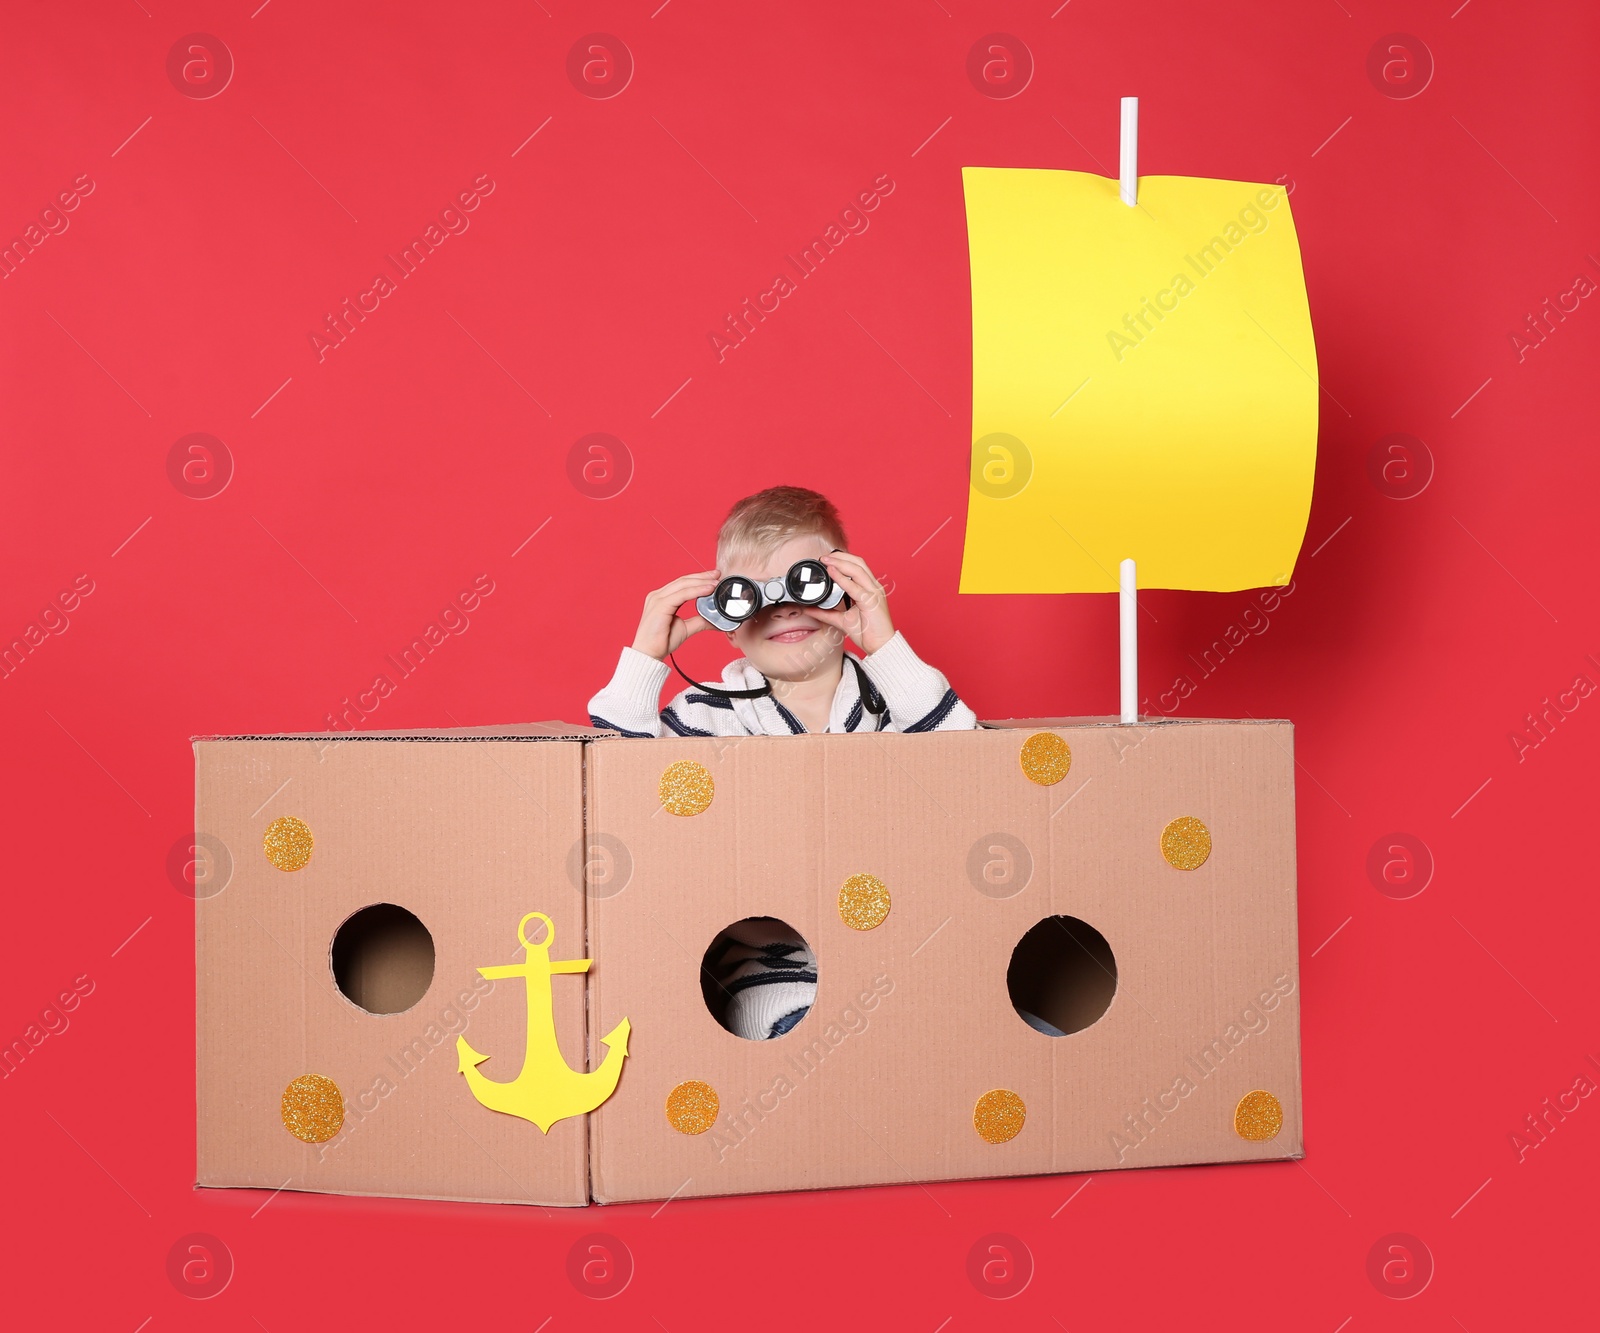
[330,903,435,1015]
[700,916,816,1041]
[1007,914,1117,1036]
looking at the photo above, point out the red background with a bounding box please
[3,0,1596,1326]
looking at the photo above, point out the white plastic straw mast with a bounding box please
[1120,97,1138,722]
[1119,96,1138,207]
[1119,558,1137,724]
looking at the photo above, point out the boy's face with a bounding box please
[723,532,846,682]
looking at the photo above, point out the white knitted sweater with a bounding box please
[587,630,977,737]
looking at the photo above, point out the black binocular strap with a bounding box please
[850,657,887,716]
[667,652,887,719]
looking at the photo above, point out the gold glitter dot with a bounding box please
[838,873,890,930]
[1234,1089,1283,1142]
[1161,816,1212,870]
[1019,732,1071,786]
[281,1073,343,1143]
[263,816,314,871]
[974,1088,1026,1144]
[659,760,714,817]
[666,1080,719,1135]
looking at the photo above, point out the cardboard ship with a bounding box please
[193,105,1318,1205]
[195,718,1302,1205]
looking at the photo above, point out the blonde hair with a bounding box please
[716,485,848,571]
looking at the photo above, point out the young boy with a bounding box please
[587,485,977,1039]
[588,485,977,739]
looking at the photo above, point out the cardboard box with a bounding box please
[194,718,1302,1206]
[194,724,600,1206]
[586,718,1302,1201]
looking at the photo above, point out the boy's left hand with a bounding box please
[813,550,894,656]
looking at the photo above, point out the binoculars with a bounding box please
[696,559,847,631]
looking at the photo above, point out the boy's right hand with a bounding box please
[631,571,721,660]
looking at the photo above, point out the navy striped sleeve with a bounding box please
[589,714,654,738]
[903,689,962,733]
[661,707,715,737]
[684,692,737,710]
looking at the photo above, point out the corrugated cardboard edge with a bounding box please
[1285,721,1306,1161]
[582,744,597,1205]
[980,715,1291,728]
[190,722,614,742]
[192,742,202,1192]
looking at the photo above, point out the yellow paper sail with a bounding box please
[959,167,1318,593]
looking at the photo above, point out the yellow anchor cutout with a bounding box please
[456,911,631,1133]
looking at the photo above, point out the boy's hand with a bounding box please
[814,551,894,656]
[632,571,720,660]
